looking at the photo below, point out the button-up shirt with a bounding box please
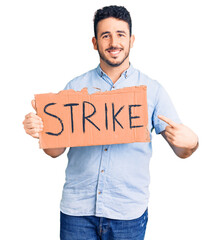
[60,64,181,220]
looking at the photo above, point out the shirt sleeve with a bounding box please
[64,82,71,90]
[152,83,181,134]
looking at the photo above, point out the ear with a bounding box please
[92,37,98,50]
[130,35,135,48]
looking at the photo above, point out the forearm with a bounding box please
[161,130,199,159]
[171,141,199,159]
[43,147,66,158]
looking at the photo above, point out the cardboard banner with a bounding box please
[35,86,150,149]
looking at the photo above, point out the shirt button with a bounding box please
[101,170,104,173]
[104,148,108,151]
[98,191,102,194]
[112,86,115,89]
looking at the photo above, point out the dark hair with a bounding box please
[93,5,132,39]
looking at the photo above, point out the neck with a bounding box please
[100,59,130,84]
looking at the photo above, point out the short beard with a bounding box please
[97,44,130,67]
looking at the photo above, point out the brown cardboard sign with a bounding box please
[35,86,150,149]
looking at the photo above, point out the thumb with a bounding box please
[31,99,37,111]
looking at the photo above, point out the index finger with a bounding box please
[158,115,178,128]
[25,112,43,122]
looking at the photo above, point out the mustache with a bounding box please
[106,47,123,51]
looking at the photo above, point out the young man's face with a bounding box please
[92,17,135,68]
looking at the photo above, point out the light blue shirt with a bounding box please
[60,64,181,220]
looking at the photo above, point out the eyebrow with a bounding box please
[116,30,127,34]
[100,31,110,37]
[100,30,127,38]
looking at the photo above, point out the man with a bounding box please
[23,5,198,240]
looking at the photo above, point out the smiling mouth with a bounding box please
[107,48,122,57]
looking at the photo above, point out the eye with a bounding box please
[118,33,126,37]
[102,34,109,39]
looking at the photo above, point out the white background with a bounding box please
[0,0,221,239]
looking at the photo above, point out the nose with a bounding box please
[110,35,119,47]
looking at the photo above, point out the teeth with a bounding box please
[109,50,120,54]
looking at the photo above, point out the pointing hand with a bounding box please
[158,115,198,149]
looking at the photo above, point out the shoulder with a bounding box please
[133,68,173,110]
[64,68,97,90]
[135,68,163,95]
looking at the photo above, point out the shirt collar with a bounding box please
[96,63,135,80]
